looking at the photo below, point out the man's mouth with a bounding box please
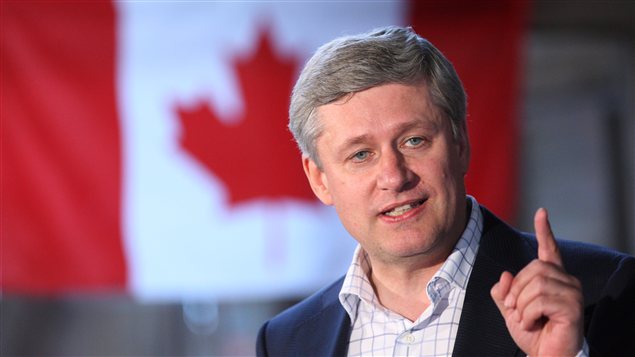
[382,199,425,217]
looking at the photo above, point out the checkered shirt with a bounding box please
[339,196,483,357]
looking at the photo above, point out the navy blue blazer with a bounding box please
[257,206,635,356]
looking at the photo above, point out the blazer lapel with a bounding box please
[453,207,536,357]
[309,303,350,356]
[293,281,351,356]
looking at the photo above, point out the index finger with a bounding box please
[534,207,563,266]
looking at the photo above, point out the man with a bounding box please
[256,26,634,356]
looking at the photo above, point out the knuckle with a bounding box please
[537,276,548,292]
[533,261,551,276]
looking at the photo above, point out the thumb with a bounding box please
[491,271,514,316]
[534,208,563,266]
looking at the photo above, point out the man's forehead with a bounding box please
[316,95,443,130]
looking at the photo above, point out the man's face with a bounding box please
[303,82,470,267]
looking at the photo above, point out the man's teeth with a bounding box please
[384,201,422,217]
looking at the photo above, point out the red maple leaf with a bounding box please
[177,30,315,206]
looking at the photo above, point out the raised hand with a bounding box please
[491,208,584,356]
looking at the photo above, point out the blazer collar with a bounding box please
[453,206,535,357]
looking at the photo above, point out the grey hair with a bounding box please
[288,26,467,167]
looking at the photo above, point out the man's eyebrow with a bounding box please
[395,120,428,134]
[337,134,372,152]
[393,118,440,136]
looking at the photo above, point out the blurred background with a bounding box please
[2,1,633,356]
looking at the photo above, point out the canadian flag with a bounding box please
[2,1,527,299]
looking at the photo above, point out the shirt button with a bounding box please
[404,334,415,344]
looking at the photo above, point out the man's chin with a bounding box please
[372,243,445,266]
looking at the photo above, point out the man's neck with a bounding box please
[369,259,445,321]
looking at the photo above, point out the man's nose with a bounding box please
[376,149,416,192]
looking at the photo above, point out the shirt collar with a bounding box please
[339,195,484,322]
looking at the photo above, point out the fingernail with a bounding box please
[504,294,514,308]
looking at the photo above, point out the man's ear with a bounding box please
[302,156,333,206]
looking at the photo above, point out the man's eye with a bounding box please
[405,137,424,147]
[352,151,370,161]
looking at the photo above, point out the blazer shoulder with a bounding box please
[557,239,635,302]
[269,276,345,329]
[257,276,349,356]
[554,241,635,356]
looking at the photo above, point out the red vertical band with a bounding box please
[1,1,126,293]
